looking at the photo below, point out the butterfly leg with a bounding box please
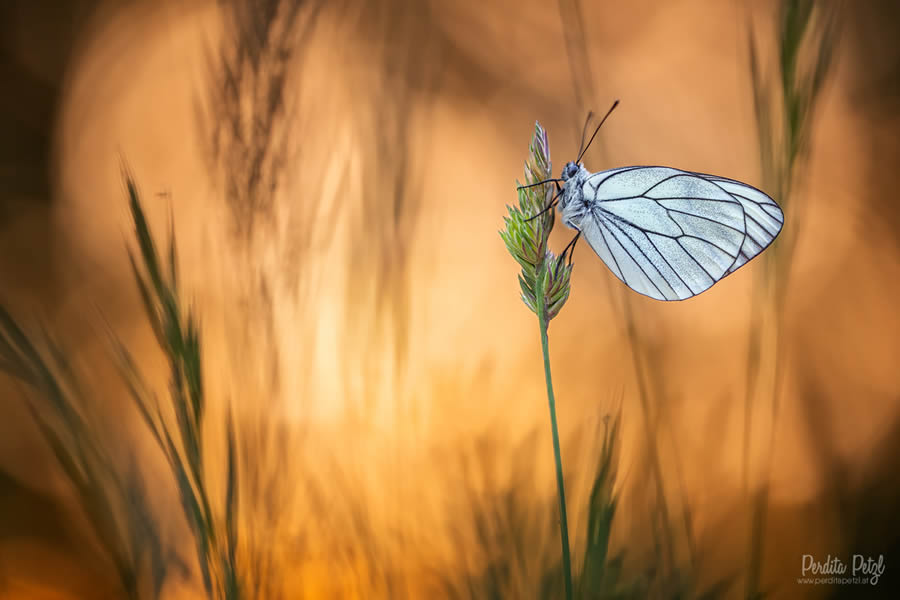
[525,181,564,223]
[556,229,582,275]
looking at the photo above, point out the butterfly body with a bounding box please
[556,160,784,301]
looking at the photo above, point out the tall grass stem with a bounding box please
[536,271,573,600]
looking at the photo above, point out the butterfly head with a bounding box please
[561,161,580,181]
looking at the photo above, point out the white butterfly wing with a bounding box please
[579,166,784,301]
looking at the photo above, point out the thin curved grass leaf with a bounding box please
[128,250,168,351]
[163,420,213,595]
[107,332,165,448]
[225,407,238,567]
[127,177,166,300]
[168,210,179,295]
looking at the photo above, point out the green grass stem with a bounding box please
[536,269,573,600]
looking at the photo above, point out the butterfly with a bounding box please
[523,101,784,301]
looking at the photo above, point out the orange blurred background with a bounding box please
[1,0,899,598]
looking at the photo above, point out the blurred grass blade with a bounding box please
[225,406,240,597]
[744,1,840,598]
[0,301,176,599]
[116,173,250,599]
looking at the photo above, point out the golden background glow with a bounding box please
[1,0,898,598]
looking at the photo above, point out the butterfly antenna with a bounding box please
[576,111,595,160]
[576,99,619,164]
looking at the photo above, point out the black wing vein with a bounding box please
[598,216,667,299]
[601,213,673,299]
